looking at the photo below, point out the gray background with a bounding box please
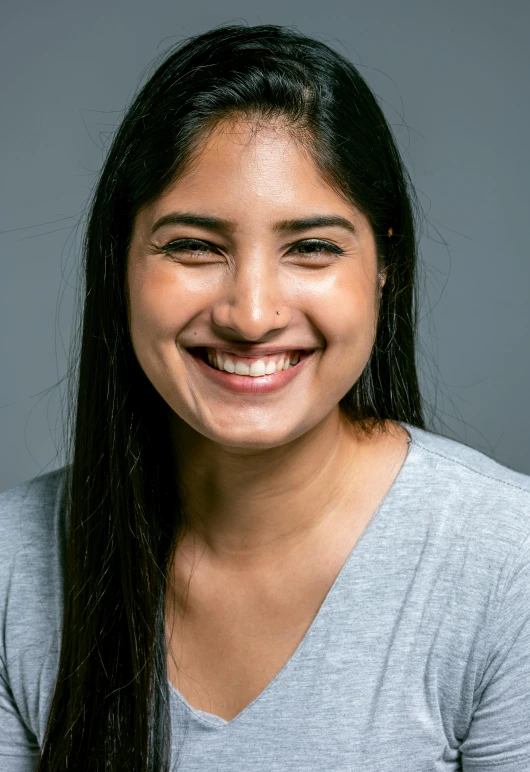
[1,0,529,492]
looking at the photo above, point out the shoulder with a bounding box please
[403,422,530,574]
[406,422,530,492]
[0,465,68,515]
[0,468,69,746]
[0,466,69,564]
[0,466,69,614]
[405,423,530,501]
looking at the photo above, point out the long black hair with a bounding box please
[38,22,427,771]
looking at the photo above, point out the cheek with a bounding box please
[307,274,379,352]
[126,266,196,402]
[128,264,197,343]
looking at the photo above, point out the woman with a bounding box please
[1,23,529,772]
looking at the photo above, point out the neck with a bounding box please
[169,408,382,569]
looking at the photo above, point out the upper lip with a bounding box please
[188,344,318,358]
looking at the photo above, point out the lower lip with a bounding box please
[187,350,315,394]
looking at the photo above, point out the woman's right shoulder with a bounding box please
[0,467,70,748]
[0,466,69,575]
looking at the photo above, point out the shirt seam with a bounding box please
[411,438,530,497]
[461,749,530,767]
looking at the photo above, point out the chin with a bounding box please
[183,411,313,450]
[167,398,321,451]
[205,424,299,451]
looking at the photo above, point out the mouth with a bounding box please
[188,347,313,376]
[185,346,317,394]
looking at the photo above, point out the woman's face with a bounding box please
[127,117,385,449]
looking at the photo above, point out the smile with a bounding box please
[206,347,303,376]
[186,347,316,394]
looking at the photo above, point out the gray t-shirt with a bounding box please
[1,421,530,771]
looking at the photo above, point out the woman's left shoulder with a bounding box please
[403,422,530,552]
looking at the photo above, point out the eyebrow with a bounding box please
[150,212,358,237]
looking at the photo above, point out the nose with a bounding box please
[211,256,289,340]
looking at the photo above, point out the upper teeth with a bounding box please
[206,348,302,376]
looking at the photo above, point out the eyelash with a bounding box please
[160,238,344,260]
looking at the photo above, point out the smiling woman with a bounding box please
[2,21,530,772]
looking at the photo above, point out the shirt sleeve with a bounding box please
[461,532,530,770]
[0,666,39,772]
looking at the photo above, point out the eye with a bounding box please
[160,238,221,262]
[161,239,216,253]
[289,239,343,256]
[286,239,344,266]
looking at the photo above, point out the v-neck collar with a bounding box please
[168,420,422,728]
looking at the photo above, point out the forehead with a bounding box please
[169,117,332,195]
[136,116,370,239]
[190,114,314,165]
